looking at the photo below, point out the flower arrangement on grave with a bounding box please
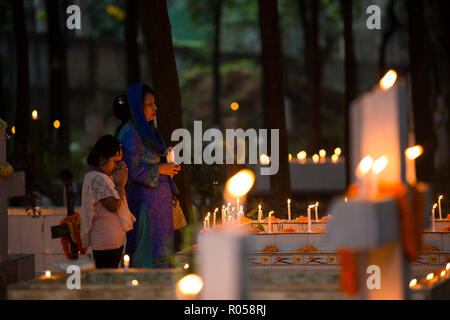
[60,212,87,260]
[422,245,440,252]
[293,245,320,253]
[260,245,279,253]
[314,226,327,233]
[441,225,450,232]
[292,216,308,222]
[263,215,280,223]
[281,226,298,233]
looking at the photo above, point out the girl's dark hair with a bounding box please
[87,135,122,167]
[113,94,131,136]
[142,84,156,102]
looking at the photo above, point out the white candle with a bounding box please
[236,197,240,211]
[204,219,207,230]
[207,212,211,229]
[438,195,443,220]
[258,204,262,223]
[123,254,130,271]
[432,203,437,232]
[287,199,291,222]
[268,211,274,234]
[221,205,225,225]
[213,208,218,229]
[307,205,313,233]
[314,202,319,221]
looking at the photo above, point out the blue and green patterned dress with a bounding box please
[118,123,175,267]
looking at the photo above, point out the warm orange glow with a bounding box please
[446,263,450,271]
[288,153,292,161]
[183,263,189,270]
[357,156,373,176]
[44,270,52,278]
[53,120,60,129]
[11,126,15,134]
[319,149,326,157]
[32,110,38,120]
[130,279,139,286]
[438,195,443,201]
[312,154,319,163]
[405,145,423,160]
[426,273,434,281]
[177,274,203,297]
[331,154,339,163]
[379,69,397,90]
[440,270,446,278]
[287,199,291,205]
[260,154,270,165]
[372,156,388,175]
[334,148,342,156]
[231,102,239,111]
[409,279,417,288]
[433,203,438,210]
[226,169,255,198]
[297,151,306,160]
[123,254,130,266]
[344,197,348,203]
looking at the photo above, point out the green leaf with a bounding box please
[256,223,265,232]
[246,207,258,218]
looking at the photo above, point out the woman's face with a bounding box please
[143,93,157,122]
[99,151,123,175]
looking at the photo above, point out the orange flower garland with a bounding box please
[60,212,87,260]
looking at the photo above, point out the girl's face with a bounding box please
[99,151,123,175]
[143,93,157,122]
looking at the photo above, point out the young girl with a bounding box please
[80,135,136,268]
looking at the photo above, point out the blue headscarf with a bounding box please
[127,82,166,155]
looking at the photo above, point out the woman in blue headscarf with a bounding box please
[114,83,181,268]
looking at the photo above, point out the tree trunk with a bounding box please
[378,0,398,78]
[125,0,141,86]
[258,0,291,216]
[212,0,223,127]
[46,0,69,164]
[308,0,321,151]
[142,0,193,222]
[406,0,435,182]
[340,0,355,188]
[11,0,30,164]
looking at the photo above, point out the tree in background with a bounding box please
[258,0,291,216]
[46,0,70,164]
[11,0,30,164]
[125,0,140,86]
[142,0,193,222]
[406,0,435,183]
[340,0,355,188]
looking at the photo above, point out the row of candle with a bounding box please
[409,263,450,290]
[203,201,246,230]
[260,148,343,165]
[431,195,445,232]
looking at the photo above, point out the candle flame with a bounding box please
[344,197,348,202]
[259,154,270,165]
[177,274,203,296]
[312,154,319,163]
[288,154,292,161]
[331,154,339,163]
[426,273,434,281]
[308,204,316,209]
[319,149,326,157]
[440,270,446,278]
[409,279,417,288]
[372,156,388,175]
[268,211,274,215]
[297,151,307,160]
[230,102,239,111]
[225,169,255,198]
[131,279,139,286]
[11,126,15,134]
[258,204,261,210]
[123,254,130,263]
[32,110,39,120]
[53,120,61,129]
[214,208,218,213]
[446,263,450,271]
[315,202,319,207]
[379,69,397,90]
[433,203,438,210]
[357,156,373,176]
[438,195,443,201]
[405,145,423,160]
[44,270,51,278]
[334,148,342,156]
[184,263,189,270]
[287,199,291,204]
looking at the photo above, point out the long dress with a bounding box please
[118,123,174,267]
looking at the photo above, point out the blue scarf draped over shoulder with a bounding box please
[127,82,178,195]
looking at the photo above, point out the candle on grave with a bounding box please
[287,199,291,221]
[307,205,314,233]
[438,195,443,220]
[204,218,207,230]
[268,211,274,234]
[371,156,388,199]
[297,151,307,164]
[405,145,423,185]
[221,205,226,224]
[237,197,240,211]
[213,208,218,229]
[312,154,319,164]
[258,204,262,223]
[356,156,373,198]
[123,254,130,271]
[432,203,437,232]
[319,149,326,163]
[207,212,211,229]
[314,202,319,221]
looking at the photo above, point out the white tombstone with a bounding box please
[328,76,430,299]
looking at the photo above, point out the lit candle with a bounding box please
[297,151,307,164]
[207,212,211,229]
[237,197,240,211]
[123,254,130,271]
[409,278,418,289]
[438,195,443,220]
[319,149,326,163]
[204,217,207,230]
[312,154,319,164]
[268,211,274,234]
[221,205,226,225]
[334,148,342,156]
[356,156,373,198]
[287,199,291,222]
[432,203,437,232]
[307,205,314,233]
[44,270,52,279]
[371,156,388,199]
[258,204,262,223]
[288,153,292,161]
[331,154,339,163]
[314,202,319,221]
[213,208,218,229]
